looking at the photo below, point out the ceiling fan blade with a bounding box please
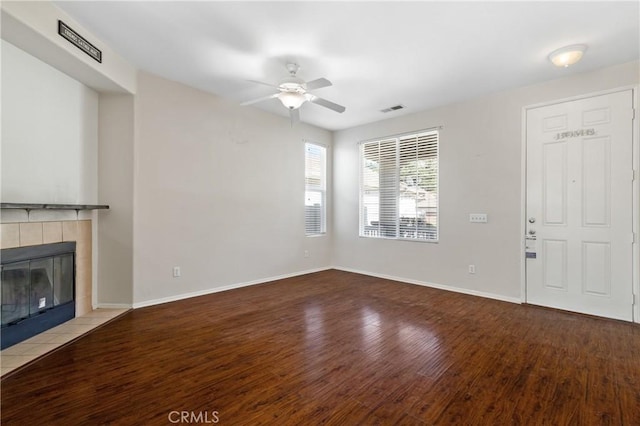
[247,79,279,89]
[305,78,332,91]
[240,93,279,106]
[310,96,346,113]
[290,108,300,126]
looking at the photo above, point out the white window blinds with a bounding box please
[305,142,326,235]
[360,130,439,241]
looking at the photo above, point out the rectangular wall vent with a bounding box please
[380,104,405,113]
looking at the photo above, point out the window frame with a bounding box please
[304,141,327,236]
[358,128,439,243]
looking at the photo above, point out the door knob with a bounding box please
[528,229,536,235]
[528,217,536,224]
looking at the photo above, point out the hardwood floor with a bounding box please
[2,269,639,425]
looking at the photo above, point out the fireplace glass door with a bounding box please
[1,261,30,326]
[1,254,74,327]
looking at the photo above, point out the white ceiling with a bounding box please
[54,1,639,131]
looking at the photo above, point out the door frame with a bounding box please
[520,86,639,322]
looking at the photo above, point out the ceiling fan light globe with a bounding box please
[278,92,306,110]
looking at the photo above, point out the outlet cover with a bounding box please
[469,213,488,223]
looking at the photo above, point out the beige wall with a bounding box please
[132,72,333,305]
[333,61,639,301]
[1,1,136,93]
[1,40,98,205]
[98,94,135,306]
[1,1,136,309]
[1,0,335,309]
[3,1,638,311]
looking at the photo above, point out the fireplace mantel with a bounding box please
[1,203,109,211]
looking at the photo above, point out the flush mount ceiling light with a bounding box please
[548,44,587,68]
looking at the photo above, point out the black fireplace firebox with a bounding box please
[1,242,76,350]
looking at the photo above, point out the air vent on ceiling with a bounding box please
[380,104,405,113]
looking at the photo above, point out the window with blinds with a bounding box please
[360,130,439,241]
[305,142,326,236]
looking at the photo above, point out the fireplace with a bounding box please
[1,242,76,349]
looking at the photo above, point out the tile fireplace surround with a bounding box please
[0,220,93,317]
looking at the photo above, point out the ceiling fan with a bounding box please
[241,63,346,125]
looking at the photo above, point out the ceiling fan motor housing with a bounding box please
[286,63,300,75]
[280,63,306,92]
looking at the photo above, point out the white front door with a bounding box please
[525,90,635,321]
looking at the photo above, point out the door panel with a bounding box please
[526,90,633,321]
[582,241,610,296]
[543,239,567,290]
[543,142,567,225]
[582,137,610,226]
[582,107,610,126]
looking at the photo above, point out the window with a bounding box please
[359,130,439,241]
[305,142,326,235]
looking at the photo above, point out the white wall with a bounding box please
[333,61,639,301]
[1,39,98,205]
[132,72,333,305]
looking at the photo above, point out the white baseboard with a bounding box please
[95,303,132,309]
[131,267,332,309]
[108,265,519,310]
[332,266,521,304]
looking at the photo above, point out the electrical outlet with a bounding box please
[173,266,181,278]
[304,250,309,258]
[469,213,488,223]
[468,265,476,274]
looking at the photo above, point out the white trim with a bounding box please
[632,87,640,323]
[523,85,639,111]
[131,267,332,309]
[358,125,443,145]
[332,266,521,304]
[521,85,640,323]
[302,138,329,149]
[305,141,327,236]
[358,130,440,243]
[520,107,528,304]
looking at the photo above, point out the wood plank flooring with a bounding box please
[2,269,639,425]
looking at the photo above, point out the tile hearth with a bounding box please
[1,308,128,377]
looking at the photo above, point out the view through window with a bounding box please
[359,130,439,241]
[305,142,326,236]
